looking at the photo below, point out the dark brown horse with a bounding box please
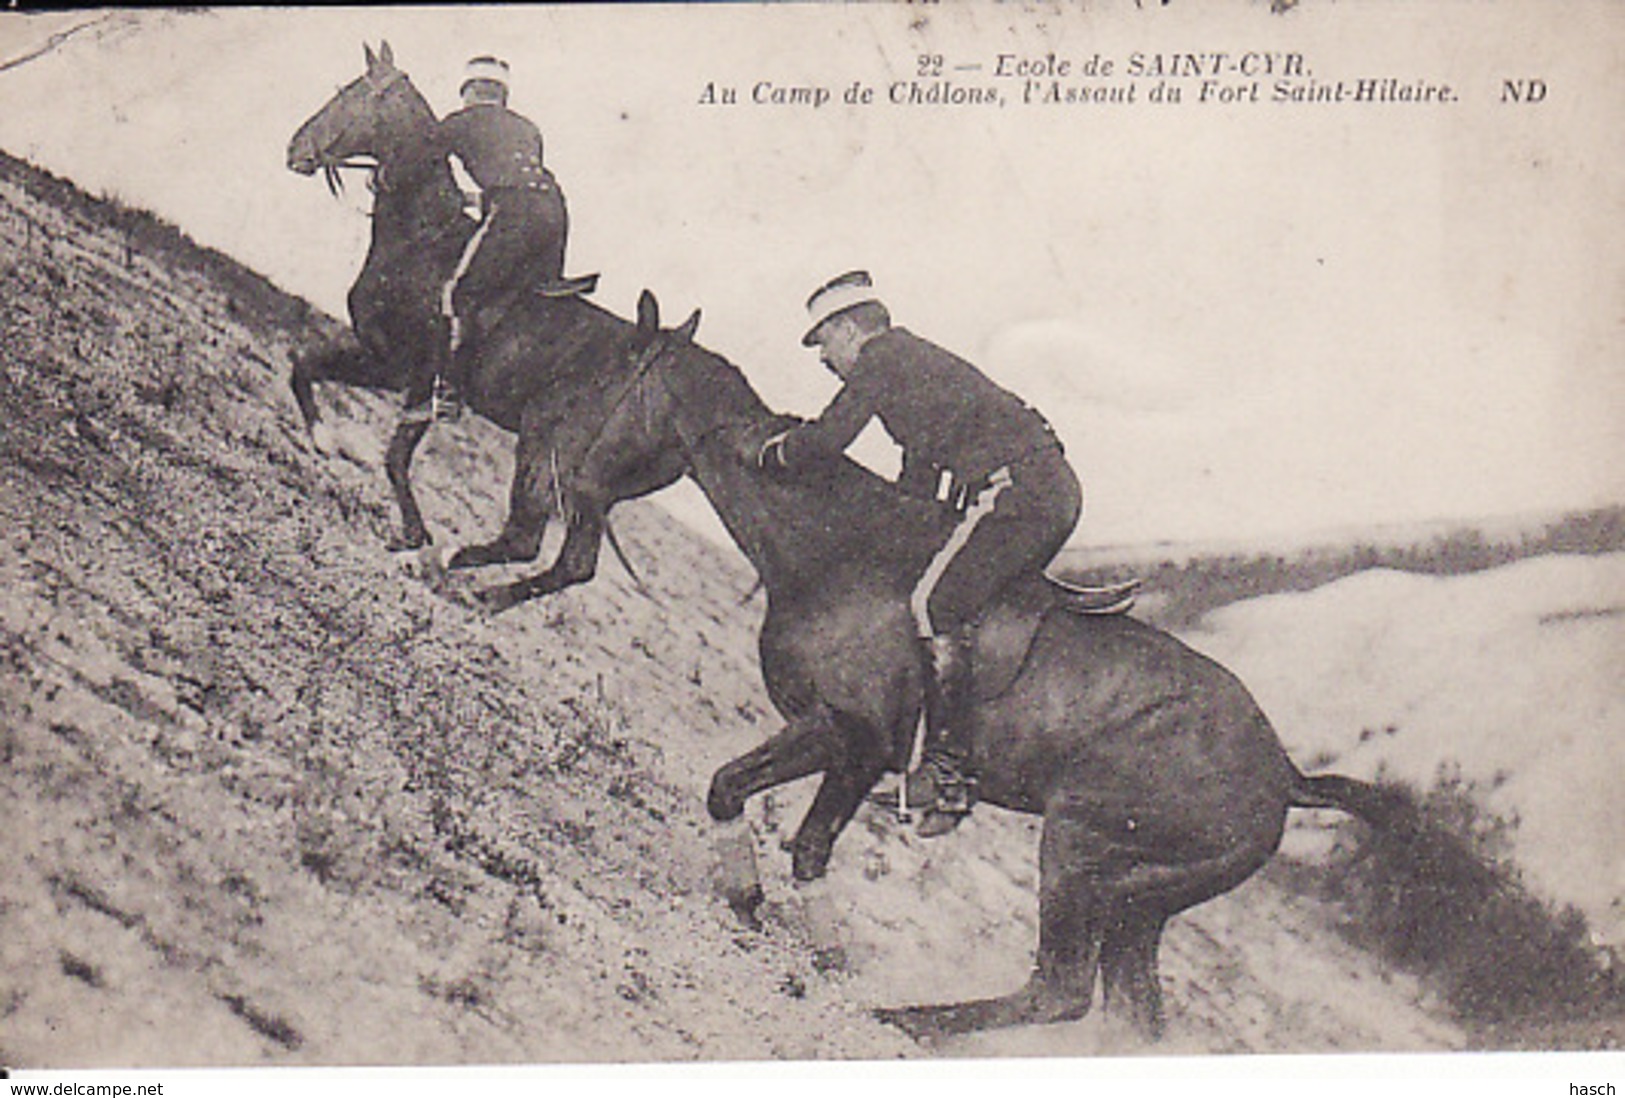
[286,43,682,601]
[569,292,1402,1041]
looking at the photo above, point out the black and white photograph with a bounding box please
[0,3,1619,1090]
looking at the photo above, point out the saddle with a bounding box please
[535,272,600,298]
[964,572,1139,702]
[465,272,600,347]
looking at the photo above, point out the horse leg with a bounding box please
[478,449,687,608]
[466,408,690,604]
[703,721,876,921]
[289,345,327,434]
[707,714,839,824]
[451,417,554,571]
[383,415,433,551]
[501,445,688,584]
[1092,916,1170,1039]
[288,324,436,552]
[1090,832,1277,1041]
[1099,915,1168,1040]
[786,754,888,882]
[289,335,383,439]
[875,810,1107,1040]
[478,500,606,611]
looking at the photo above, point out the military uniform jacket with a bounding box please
[780,327,1060,498]
[438,103,554,192]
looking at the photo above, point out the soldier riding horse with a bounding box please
[286,42,674,595]
[563,293,1411,1041]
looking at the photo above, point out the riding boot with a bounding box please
[907,632,977,838]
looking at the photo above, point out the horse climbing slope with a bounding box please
[0,151,1466,1065]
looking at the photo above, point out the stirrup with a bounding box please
[869,762,976,815]
[431,376,464,423]
[916,768,974,838]
[933,773,975,815]
[908,756,976,814]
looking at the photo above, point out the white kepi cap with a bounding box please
[461,55,511,95]
[802,270,880,346]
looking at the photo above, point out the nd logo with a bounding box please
[1501,78,1548,103]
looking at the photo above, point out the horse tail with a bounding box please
[1290,772,1418,833]
[1289,768,1519,971]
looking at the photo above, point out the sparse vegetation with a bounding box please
[1,148,333,343]
[1066,507,1625,628]
[1277,766,1623,1044]
[217,993,304,1051]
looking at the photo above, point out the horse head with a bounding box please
[624,290,776,463]
[562,291,707,487]
[287,41,428,192]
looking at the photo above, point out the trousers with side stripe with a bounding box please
[910,446,1082,637]
[441,185,569,342]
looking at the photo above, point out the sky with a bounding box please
[0,3,1620,550]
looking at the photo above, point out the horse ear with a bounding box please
[364,42,378,69]
[676,309,701,343]
[636,290,660,334]
[378,40,394,68]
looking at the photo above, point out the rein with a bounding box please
[633,345,778,607]
[322,158,378,197]
[541,344,668,598]
[576,339,667,466]
[575,333,750,478]
[564,332,768,600]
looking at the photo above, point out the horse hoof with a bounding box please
[873,1003,985,1041]
[873,1006,938,1041]
[790,845,831,882]
[705,793,745,823]
[874,986,1064,1039]
[309,420,337,456]
[417,543,448,580]
[724,883,765,928]
[476,584,522,615]
[386,533,430,554]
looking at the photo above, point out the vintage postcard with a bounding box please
[0,2,1619,1091]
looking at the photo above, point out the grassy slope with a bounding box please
[0,150,913,1065]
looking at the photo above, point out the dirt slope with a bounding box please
[0,156,1465,1067]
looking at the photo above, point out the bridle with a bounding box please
[578,335,675,466]
[575,328,755,481]
[567,328,775,604]
[313,66,410,196]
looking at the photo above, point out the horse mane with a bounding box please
[779,452,950,577]
[362,71,465,235]
[664,337,948,582]
[355,63,438,154]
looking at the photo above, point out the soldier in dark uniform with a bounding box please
[759,270,1083,836]
[433,55,569,420]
